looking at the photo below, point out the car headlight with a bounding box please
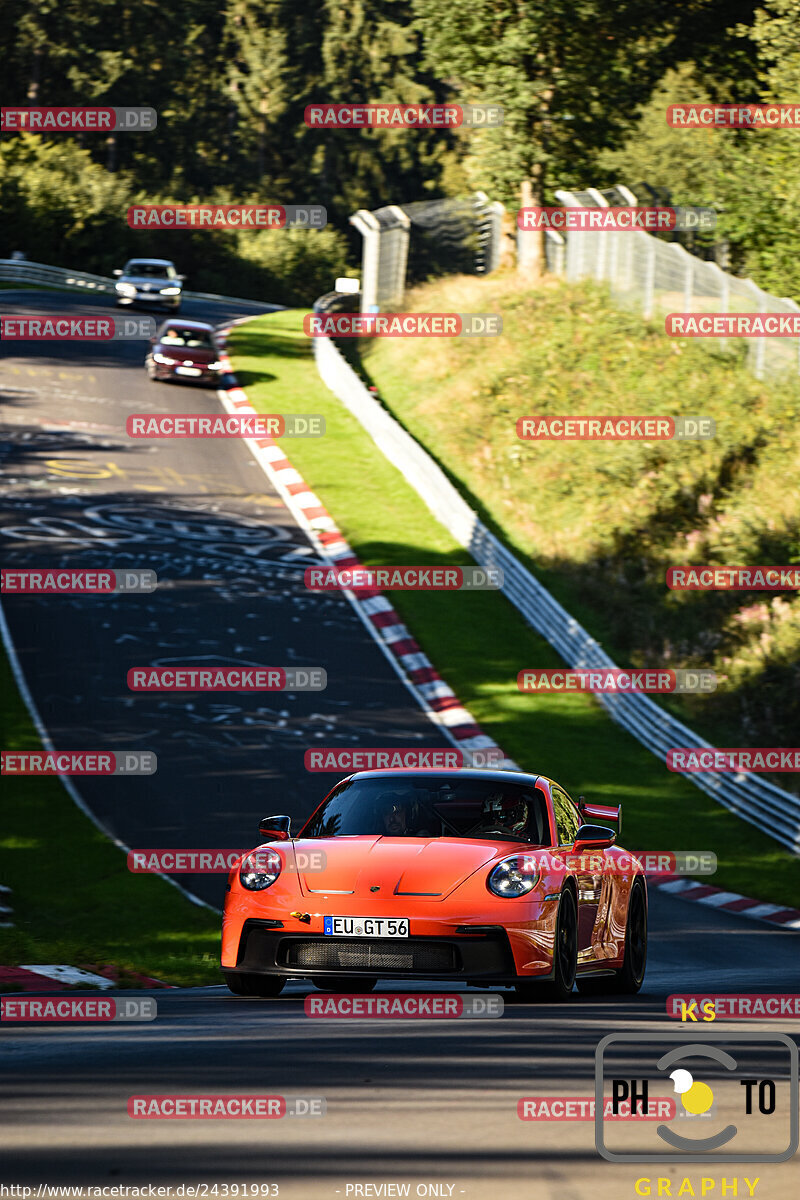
[487,855,540,898]
[239,848,282,891]
[159,287,181,296]
[152,353,176,364]
[209,360,223,371]
[116,283,136,296]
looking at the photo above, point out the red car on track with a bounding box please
[145,319,225,384]
[221,769,648,1001]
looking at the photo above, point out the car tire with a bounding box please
[514,888,578,1002]
[311,977,377,993]
[576,878,647,996]
[224,972,285,997]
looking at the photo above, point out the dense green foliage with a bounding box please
[3,0,800,299]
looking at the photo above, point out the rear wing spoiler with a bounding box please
[578,797,622,837]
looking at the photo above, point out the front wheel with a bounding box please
[514,889,577,1002]
[577,878,647,996]
[224,972,285,997]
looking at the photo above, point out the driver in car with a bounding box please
[378,791,433,837]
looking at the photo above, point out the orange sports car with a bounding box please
[221,768,647,1001]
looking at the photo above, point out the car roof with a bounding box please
[159,319,214,332]
[124,258,176,267]
[347,768,548,787]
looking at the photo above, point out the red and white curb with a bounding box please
[215,328,515,772]
[214,320,800,933]
[0,965,173,991]
[650,876,800,929]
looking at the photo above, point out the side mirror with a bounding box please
[177,274,186,282]
[258,814,291,841]
[112,269,123,277]
[572,824,616,855]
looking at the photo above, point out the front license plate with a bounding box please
[175,366,202,376]
[323,916,409,937]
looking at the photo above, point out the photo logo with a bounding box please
[595,1031,798,1162]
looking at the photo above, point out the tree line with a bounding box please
[1,0,797,299]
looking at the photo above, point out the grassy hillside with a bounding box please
[358,272,800,773]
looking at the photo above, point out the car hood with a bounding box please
[123,275,180,287]
[291,836,524,901]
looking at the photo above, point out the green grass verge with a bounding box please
[229,308,800,909]
[0,649,222,986]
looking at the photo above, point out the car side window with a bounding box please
[551,785,581,846]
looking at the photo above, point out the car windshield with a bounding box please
[125,262,176,278]
[300,776,550,843]
[160,328,214,349]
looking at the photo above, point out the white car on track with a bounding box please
[113,258,184,312]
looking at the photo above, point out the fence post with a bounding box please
[642,235,657,320]
[349,210,382,314]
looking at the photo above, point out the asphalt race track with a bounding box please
[0,290,452,907]
[1,292,799,1200]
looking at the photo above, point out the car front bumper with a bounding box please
[224,919,542,985]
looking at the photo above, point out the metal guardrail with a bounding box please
[314,328,800,855]
[0,258,274,309]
